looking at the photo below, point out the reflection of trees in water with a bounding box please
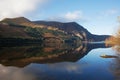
[110,47,120,80]
[110,57,120,80]
[0,43,106,67]
[114,46,120,52]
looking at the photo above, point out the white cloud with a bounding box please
[64,11,83,21]
[96,9,119,21]
[0,64,36,80]
[47,62,87,73]
[107,9,118,14]
[0,0,48,20]
[48,11,87,22]
[102,9,119,16]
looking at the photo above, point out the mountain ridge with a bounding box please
[33,20,110,41]
[0,17,110,42]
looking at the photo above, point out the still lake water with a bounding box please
[0,43,120,80]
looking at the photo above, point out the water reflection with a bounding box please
[0,64,35,80]
[111,57,120,80]
[0,43,106,67]
[110,46,120,80]
[0,42,115,80]
[0,62,87,80]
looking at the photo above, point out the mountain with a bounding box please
[2,17,30,23]
[33,21,110,41]
[0,17,110,43]
[1,17,38,27]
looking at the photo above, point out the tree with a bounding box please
[105,16,120,46]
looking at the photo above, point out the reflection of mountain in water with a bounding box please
[0,43,107,67]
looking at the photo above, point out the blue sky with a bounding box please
[0,0,120,35]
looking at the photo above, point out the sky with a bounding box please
[0,0,120,35]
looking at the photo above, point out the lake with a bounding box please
[0,43,120,80]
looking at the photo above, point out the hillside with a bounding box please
[34,21,110,41]
[0,23,30,38]
[0,17,110,44]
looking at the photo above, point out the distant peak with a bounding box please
[13,17,30,20]
[1,17,31,24]
[2,17,30,21]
